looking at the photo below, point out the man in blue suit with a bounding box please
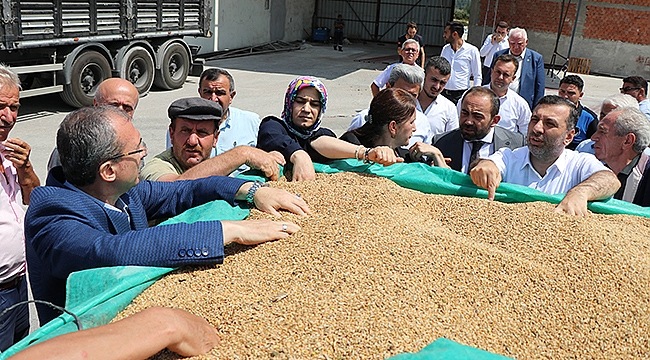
[492,27,545,110]
[25,106,310,324]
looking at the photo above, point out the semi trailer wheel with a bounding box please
[61,50,111,108]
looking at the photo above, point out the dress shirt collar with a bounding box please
[511,48,527,61]
[521,148,569,176]
[464,127,495,145]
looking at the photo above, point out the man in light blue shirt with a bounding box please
[166,68,277,176]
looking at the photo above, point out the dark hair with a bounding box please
[560,75,585,91]
[57,106,128,187]
[353,88,417,147]
[534,95,580,131]
[463,87,501,118]
[496,21,509,29]
[424,56,451,76]
[622,76,648,94]
[406,21,417,30]
[446,21,464,37]
[494,53,519,73]
[199,67,235,93]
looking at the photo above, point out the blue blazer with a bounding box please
[492,48,545,109]
[25,175,247,323]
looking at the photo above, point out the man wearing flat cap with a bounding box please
[25,105,310,323]
[141,97,284,181]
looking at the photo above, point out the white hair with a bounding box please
[601,93,639,110]
[401,38,420,52]
[0,64,21,91]
[509,27,528,40]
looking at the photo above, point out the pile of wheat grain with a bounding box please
[116,172,650,359]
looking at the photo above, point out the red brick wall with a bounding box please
[584,6,650,45]
[476,0,650,45]
[477,0,575,36]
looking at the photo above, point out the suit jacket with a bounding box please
[25,175,247,323]
[433,127,524,172]
[492,48,545,109]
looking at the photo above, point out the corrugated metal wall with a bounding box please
[314,0,455,49]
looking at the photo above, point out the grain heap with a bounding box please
[117,172,650,359]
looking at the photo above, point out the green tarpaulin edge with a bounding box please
[4,161,646,358]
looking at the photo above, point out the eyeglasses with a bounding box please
[402,48,418,53]
[620,87,641,93]
[108,138,148,161]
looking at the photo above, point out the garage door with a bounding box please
[314,0,455,49]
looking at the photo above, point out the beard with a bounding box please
[527,132,567,163]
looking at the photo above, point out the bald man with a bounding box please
[93,78,140,117]
[47,78,140,171]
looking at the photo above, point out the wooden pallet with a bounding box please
[567,57,591,74]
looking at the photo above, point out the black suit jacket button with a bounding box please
[178,249,186,257]
[186,248,194,257]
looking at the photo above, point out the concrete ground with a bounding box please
[13,41,624,183]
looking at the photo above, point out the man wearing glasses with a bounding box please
[620,76,650,120]
[25,105,311,324]
[370,39,421,97]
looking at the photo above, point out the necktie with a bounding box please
[469,141,486,166]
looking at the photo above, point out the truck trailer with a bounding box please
[0,0,211,107]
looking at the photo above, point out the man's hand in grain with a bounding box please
[221,220,300,245]
[253,186,311,217]
[469,159,502,201]
[555,190,590,216]
[244,147,285,181]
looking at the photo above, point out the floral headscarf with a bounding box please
[281,76,328,139]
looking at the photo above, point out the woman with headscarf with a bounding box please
[258,76,401,181]
[340,88,449,167]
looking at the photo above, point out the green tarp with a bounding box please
[3,160,648,359]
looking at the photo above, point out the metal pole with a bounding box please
[567,0,582,60]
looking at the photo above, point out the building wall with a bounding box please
[468,0,650,79]
[188,0,316,54]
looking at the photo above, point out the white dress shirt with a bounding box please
[440,41,482,90]
[510,48,527,93]
[372,63,400,90]
[485,147,609,195]
[348,108,433,146]
[0,155,26,283]
[480,34,509,67]
[417,95,459,136]
[461,128,495,174]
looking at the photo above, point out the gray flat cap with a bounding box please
[168,97,222,122]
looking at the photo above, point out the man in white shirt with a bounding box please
[591,107,650,203]
[470,95,620,216]
[417,56,459,136]
[440,21,482,104]
[350,63,432,146]
[484,54,531,136]
[0,65,40,351]
[371,39,420,97]
[479,21,509,85]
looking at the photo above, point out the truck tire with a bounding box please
[119,46,155,96]
[154,43,190,90]
[61,51,111,108]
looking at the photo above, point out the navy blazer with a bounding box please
[492,48,545,110]
[25,175,247,323]
[433,127,524,173]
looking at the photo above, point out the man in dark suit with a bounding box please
[491,27,545,110]
[25,106,310,323]
[433,86,524,173]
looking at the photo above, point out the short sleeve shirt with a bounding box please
[485,147,609,195]
[140,148,184,181]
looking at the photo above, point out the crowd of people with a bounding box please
[1,19,650,358]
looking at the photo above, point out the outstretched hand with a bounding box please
[469,159,502,201]
[253,187,311,217]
